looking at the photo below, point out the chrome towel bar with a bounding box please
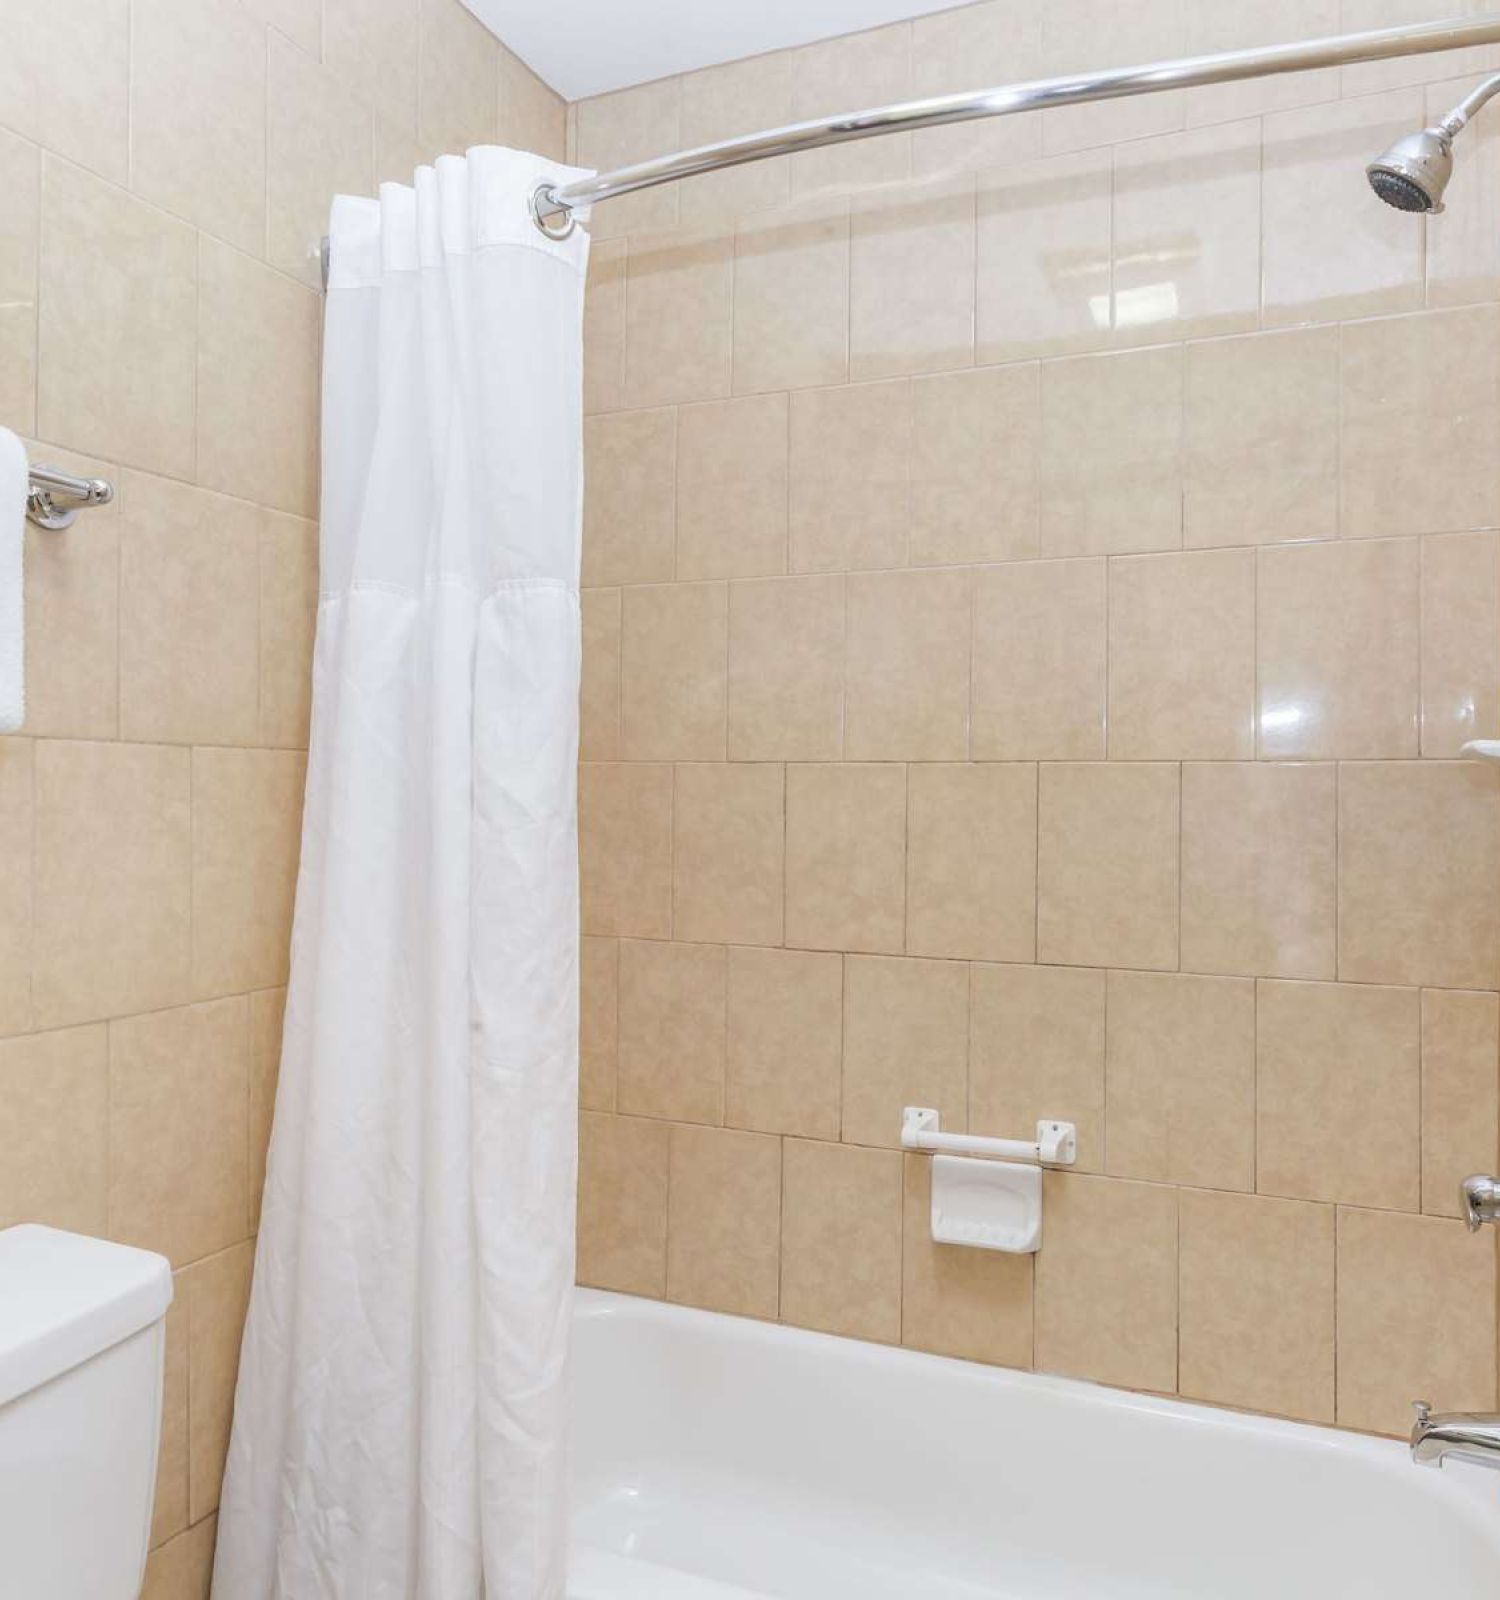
[27,463,114,531]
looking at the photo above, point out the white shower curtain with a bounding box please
[212,148,591,1600]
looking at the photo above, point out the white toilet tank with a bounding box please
[0,1224,174,1599]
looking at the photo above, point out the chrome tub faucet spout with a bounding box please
[1412,1402,1500,1471]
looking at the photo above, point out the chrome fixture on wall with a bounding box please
[25,463,114,531]
[1368,71,1500,212]
[1412,1402,1500,1471]
[320,12,1500,278]
[527,12,1500,237]
[1458,1173,1500,1231]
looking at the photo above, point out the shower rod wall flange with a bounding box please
[315,11,1500,279]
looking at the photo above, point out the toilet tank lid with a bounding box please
[0,1225,175,1408]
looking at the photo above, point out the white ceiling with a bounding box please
[464,0,963,102]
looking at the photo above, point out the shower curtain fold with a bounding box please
[212,147,592,1600]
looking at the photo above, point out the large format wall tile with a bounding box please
[0,128,37,435]
[108,998,249,1267]
[1036,762,1179,971]
[842,954,969,1149]
[196,239,321,517]
[785,763,906,954]
[118,473,260,746]
[38,158,197,479]
[780,1138,902,1342]
[0,738,31,1036]
[0,1024,107,1233]
[1179,1189,1334,1423]
[617,939,726,1125]
[1035,1172,1178,1393]
[1257,980,1420,1210]
[33,740,191,1026]
[131,0,266,254]
[726,946,843,1140]
[667,1123,781,1318]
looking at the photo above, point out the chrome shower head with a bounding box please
[1367,127,1454,213]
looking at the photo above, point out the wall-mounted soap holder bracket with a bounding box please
[901,1108,1077,1255]
[900,1106,1077,1167]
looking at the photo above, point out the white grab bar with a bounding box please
[901,1107,1077,1166]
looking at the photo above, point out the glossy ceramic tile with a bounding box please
[728,574,845,761]
[580,937,618,1113]
[1262,91,1425,325]
[1256,537,1420,760]
[1183,328,1340,548]
[0,739,30,1037]
[976,149,1112,364]
[909,365,1040,566]
[1421,988,1500,1218]
[849,175,976,380]
[197,238,321,517]
[1036,762,1180,971]
[1256,979,1420,1210]
[969,963,1106,1172]
[780,1138,903,1342]
[784,763,907,955]
[844,567,971,761]
[130,0,266,254]
[1111,120,1261,345]
[578,763,673,939]
[417,0,498,156]
[787,24,912,197]
[726,946,843,1140]
[1337,1206,1497,1437]
[577,1111,669,1295]
[37,157,197,480]
[118,472,260,746]
[906,764,1037,963]
[580,588,621,763]
[672,762,784,946]
[1179,761,1337,980]
[733,198,851,395]
[667,1124,781,1318]
[1107,549,1256,760]
[842,954,969,1149]
[1178,1189,1335,1423]
[620,582,728,762]
[1034,1171,1178,1393]
[1105,970,1256,1191]
[184,1239,254,1517]
[1341,307,1500,539]
[582,408,676,588]
[677,53,793,226]
[1338,760,1500,990]
[1040,346,1184,557]
[0,129,37,436]
[971,559,1106,761]
[901,1153,1034,1367]
[32,740,191,1027]
[191,748,305,998]
[108,998,249,1267]
[675,394,789,581]
[574,79,680,239]
[789,380,910,572]
[624,227,734,409]
[1421,531,1500,757]
[616,939,726,1125]
[0,1024,108,1234]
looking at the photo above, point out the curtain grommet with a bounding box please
[530,182,577,240]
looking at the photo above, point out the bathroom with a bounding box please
[2,0,1500,1594]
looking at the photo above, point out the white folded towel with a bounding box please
[0,428,25,733]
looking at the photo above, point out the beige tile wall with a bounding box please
[0,0,563,1591]
[574,0,1500,1443]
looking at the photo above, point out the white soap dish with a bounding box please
[930,1155,1042,1254]
[1462,740,1500,763]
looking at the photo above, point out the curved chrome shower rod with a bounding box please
[529,12,1500,235]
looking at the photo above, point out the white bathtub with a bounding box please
[568,1288,1500,1599]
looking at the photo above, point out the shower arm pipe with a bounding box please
[530,12,1500,232]
[1438,67,1500,135]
